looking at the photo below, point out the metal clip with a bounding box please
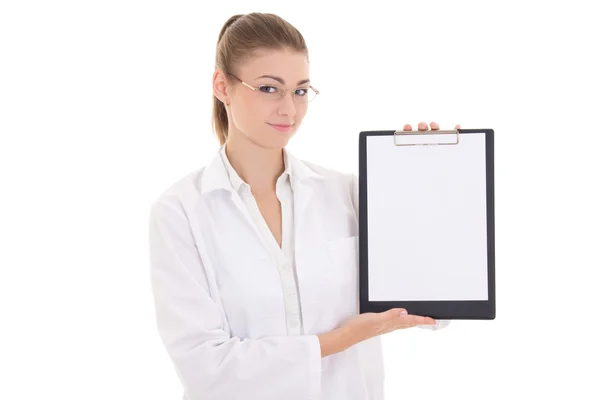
[393,130,460,146]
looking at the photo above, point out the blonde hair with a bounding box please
[212,13,308,145]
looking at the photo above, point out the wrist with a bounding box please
[336,325,360,352]
[318,327,357,358]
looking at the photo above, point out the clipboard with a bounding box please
[358,129,495,320]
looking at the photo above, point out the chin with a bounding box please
[246,135,290,150]
[262,131,296,147]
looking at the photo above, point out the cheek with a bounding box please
[230,99,267,131]
[296,106,308,122]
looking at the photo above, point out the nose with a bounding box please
[277,90,297,117]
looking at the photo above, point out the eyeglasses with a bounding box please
[227,72,319,103]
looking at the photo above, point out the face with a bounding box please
[214,48,310,149]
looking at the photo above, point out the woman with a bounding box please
[149,12,455,400]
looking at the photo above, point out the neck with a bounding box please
[224,134,285,195]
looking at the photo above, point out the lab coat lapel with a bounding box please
[203,146,329,333]
[201,147,266,247]
[229,191,265,242]
[292,177,314,256]
[286,149,328,334]
[286,148,324,260]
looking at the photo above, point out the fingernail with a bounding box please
[399,310,408,316]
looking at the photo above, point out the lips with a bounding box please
[268,123,294,133]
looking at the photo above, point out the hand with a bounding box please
[340,308,436,344]
[403,121,461,131]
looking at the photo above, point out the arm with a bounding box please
[149,197,337,400]
[350,173,450,331]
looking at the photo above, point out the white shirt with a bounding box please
[149,144,447,400]
[219,144,304,336]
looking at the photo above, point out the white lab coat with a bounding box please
[149,146,444,400]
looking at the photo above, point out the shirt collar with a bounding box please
[219,143,293,194]
[202,143,322,196]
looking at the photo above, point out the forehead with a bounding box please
[239,48,309,83]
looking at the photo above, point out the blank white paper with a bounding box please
[366,133,489,301]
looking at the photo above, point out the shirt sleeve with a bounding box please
[148,196,322,400]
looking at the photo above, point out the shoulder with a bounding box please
[299,157,358,194]
[149,167,207,218]
[292,157,359,213]
[296,157,356,186]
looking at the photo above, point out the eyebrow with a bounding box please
[255,75,310,86]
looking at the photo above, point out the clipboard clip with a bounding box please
[393,129,460,146]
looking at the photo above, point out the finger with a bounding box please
[455,124,461,129]
[399,315,436,326]
[408,315,436,325]
[417,121,428,131]
[430,121,440,130]
[403,124,412,131]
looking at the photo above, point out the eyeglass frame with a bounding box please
[226,72,320,103]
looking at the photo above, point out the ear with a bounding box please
[213,70,231,106]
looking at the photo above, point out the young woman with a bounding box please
[149,12,456,400]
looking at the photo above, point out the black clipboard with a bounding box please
[358,129,496,320]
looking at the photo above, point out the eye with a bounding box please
[295,88,308,96]
[259,85,279,94]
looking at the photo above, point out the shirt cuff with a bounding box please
[419,319,451,330]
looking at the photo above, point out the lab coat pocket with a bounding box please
[325,236,359,317]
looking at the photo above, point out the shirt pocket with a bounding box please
[324,236,359,317]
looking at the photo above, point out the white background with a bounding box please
[1,0,598,399]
